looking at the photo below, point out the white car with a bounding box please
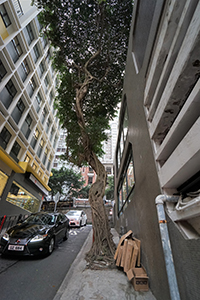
[66,210,87,227]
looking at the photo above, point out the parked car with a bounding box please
[0,212,69,257]
[66,210,87,227]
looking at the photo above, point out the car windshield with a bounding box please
[67,211,81,216]
[24,214,56,225]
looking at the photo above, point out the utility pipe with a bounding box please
[155,195,181,300]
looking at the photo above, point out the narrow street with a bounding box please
[0,225,92,300]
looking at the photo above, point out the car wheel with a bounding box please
[84,219,87,226]
[79,220,82,227]
[48,237,54,255]
[63,228,69,240]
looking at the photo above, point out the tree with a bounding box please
[33,0,133,265]
[49,167,85,201]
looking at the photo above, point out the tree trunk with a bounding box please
[75,84,116,266]
[86,152,116,265]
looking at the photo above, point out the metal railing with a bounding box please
[12,0,24,18]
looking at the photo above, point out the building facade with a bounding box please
[114,1,200,300]
[0,0,59,216]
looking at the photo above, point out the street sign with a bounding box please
[54,192,60,203]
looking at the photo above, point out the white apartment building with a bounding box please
[0,0,60,216]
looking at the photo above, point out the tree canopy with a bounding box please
[34,0,133,166]
[49,167,85,200]
[105,175,114,200]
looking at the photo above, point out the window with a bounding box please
[44,75,49,94]
[21,113,32,139]
[47,155,52,171]
[18,59,30,82]
[88,176,93,184]
[39,61,45,78]
[116,99,129,172]
[50,127,55,142]
[0,59,7,81]
[32,163,37,171]
[11,99,25,124]
[46,48,51,63]
[38,170,42,177]
[89,167,93,172]
[33,44,40,63]
[132,0,157,71]
[0,79,17,109]
[7,181,40,213]
[35,15,42,32]
[42,147,49,165]
[117,146,135,215]
[46,117,51,134]
[0,127,11,150]
[24,154,31,163]
[53,136,58,148]
[0,4,11,27]
[34,92,42,113]
[30,127,40,149]
[37,138,44,158]
[10,141,21,162]
[7,36,23,63]
[49,90,54,105]
[27,77,36,98]
[41,34,47,49]
[25,23,34,45]
[106,167,112,175]
[41,107,47,124]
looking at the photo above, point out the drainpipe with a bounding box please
[155,195,181,300]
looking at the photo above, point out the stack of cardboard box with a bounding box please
[114,230,149,292]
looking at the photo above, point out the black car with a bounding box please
[0,212,69,257]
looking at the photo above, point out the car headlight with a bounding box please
[2,233,10,241]
[30,234,48,242]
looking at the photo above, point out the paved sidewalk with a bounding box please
[53,228,156,300]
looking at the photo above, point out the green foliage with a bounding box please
[105,175,114,200]
[79,185,90,199]
[33,0,133,166]
[49,167,85,200]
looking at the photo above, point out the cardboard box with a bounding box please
[130,241,138,269]
[114,230,132,260]
[127,268,134,281]
[132,266,149,292]
[132,237,141,267]
[116,245,123,266]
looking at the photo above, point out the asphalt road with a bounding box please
[0,225,92,300]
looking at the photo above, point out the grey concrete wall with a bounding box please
[114,1,171,299]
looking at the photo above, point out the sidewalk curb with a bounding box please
[53,229,93,300]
